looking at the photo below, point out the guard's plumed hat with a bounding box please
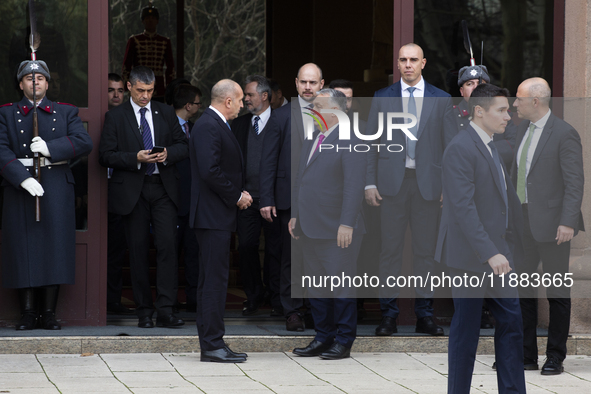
[17,60,51,82]
[458,65,490,86]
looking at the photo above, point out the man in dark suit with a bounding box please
[290,89,366,360]
[436,83,526,394]
[99,66,188,329]
[511,77,584,375]
[190,79,252,363]
[365,43,456,336]
[232,75,282,316]
[259,63,324,331]
[172,83,202,312]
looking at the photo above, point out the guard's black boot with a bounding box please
[40,285,61,330]
[16,288,38,331]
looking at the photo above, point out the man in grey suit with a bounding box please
[365,43,456,336]
[511,77,584,375]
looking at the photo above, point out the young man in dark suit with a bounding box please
[99,66,188,329]
[290,89,366,360]
[436,83,526,394]
[190,79,252,363]
[365,43,456,336]
[512,77,584,375]
[232,75,282,317]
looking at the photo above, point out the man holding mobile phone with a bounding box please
[99,66,189,329]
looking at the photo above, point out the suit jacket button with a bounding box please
[18,119,21,122]
[20,130,24,133]
[501,234,505,239]
[501,211,506,215]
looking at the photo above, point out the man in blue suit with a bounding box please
[290,89,366,360]
[365,43,456,336]
[435,84,526,394]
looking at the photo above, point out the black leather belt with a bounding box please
[144,174,162,184]
[404,168,416,178]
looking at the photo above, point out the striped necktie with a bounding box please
[254,116,260,134]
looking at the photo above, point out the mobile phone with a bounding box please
[151,146,165,154]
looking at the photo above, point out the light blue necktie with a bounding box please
[406,87,418,159]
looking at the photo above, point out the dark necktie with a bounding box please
[406,87,418,159]
[140,107,155,176]
[183,122,190,138]
[254,116,260,134]
[488,141,508,228]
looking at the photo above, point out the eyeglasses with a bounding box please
[191,102,203,106]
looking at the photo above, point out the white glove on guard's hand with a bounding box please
[20,177,44,197]
[30,136,51,157]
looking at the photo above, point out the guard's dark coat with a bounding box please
[0,96,93,288]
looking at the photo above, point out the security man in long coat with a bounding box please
[0,60,93,330]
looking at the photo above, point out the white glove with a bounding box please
[20,177,44,197]
[30,136,51,157]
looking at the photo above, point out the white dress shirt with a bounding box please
[400,76,425,169]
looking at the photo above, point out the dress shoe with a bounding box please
[225,345,248,358]
[375,316,397,336]
[293,340,333,357]
[107,302,134,315]
[242,300,259,316]
[138,316,154,328]
[16,313,38,331]
[286,314,304,332]
[303,313,315,329]
[201,347,246,363]
[156,314,185,327]
[270,306,284,317]
[319,342,351,360]
[415,316,444,336]
[541,356,564,375]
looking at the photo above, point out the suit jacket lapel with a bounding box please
[124,101,144,148]
[292,100,306,144]
[206,108,244,166]
[306,127,338,168]
[417,83,435,139]
[468,126,505,200]
[151,102,163,146]
[529,115,554,172]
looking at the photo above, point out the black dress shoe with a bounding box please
[293,340,333,357]
[40,312,61,330]
[16,313,38,331]
[225,345,248,358]
[319,342,351,360]
[138,316,154,328]
[375,316,397,336]
[286,314,304,331]
[201,347,246,363]
[156,314,185,327]
[242,300,259,316]
[480,310,494,329]
[107,302,134,315]
[415,316,444,336]
[541,356,564,375]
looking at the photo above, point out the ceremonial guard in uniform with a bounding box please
[122,3,175,100]
[0,60,93,330]
[454,65,517,168]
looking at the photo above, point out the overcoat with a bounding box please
[0,96,93,288]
